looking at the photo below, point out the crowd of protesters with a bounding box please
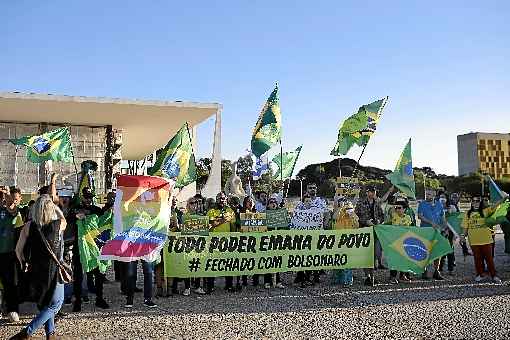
[0,174,509,339]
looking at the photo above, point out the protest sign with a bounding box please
[182,214,210,236]
[290,208,324,230]
[240,212,267,232]
[164,227,374,278]
[266,209,288,230]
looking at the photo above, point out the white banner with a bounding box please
[290,208,324,230]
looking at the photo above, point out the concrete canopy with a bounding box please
[0,92,221,160]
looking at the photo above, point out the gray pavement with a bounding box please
[1,235,510,339]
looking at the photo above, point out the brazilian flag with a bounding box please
[251,85,282,158]
[9,127,73,163]
[386,138,416,199]
[148,122,197,188]
[375,225,452,274]
[272,145,302,180]
[331,97,387,156]
[77,211,113,273]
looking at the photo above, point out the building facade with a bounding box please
[457,132,510,179]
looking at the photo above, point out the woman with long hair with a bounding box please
[461,195,507,284]
[10,195,67,340]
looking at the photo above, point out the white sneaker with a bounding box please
[492,276,502,284]
[264,283,271,289]
[275,282,285,289]
[183,288,191,296]
[474,275,484,282]
[8,312,20,323]
[194,287,206,295]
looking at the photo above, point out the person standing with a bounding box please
[0,187,24,323]
[461,195,507,284]
[385,198,414,283]
[355,185,385,286]
[417,188,445,280]
[73,187,109,311]
[206,192,236,293]
[11,195,67,340]
[332,199,359,285]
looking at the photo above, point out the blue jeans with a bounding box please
[126,260,154,300]
[26,282,64,336]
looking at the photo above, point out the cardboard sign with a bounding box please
[182,215,210,236]
[240,212,267,232]
[290,208,324,230]
[266,209,288,230]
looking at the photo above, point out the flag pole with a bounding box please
[13,146,18,188]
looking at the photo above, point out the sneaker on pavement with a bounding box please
[275,282,285,289]
[8,311,20,323]
[264,283,271,289]
[194,287,206,295]
[143,300,157,308]
[390,277,399,285]
[475,275,484,282]
[95,298,110,309]
[183,288,191,296]
[492,276,502,284]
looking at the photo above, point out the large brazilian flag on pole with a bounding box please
[331,97,387,156]
[251,84,282,158]
[148,122,197,189]
[9,127,73,163]
[375,225,452,274]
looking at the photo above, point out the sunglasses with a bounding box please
[395,206,404,210]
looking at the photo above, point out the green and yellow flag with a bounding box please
[77,211,113,273]
[148,122,197,188]
[251,85,282,158]
[331,97,387,156]
[386,138,416,199]
[272,145,302,180]
[375,225,452,274]
[9,127,73,163]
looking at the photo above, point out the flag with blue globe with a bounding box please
[376,225,452,274]
[9,127,73,163]
[148,123,197,188]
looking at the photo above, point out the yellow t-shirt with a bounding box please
[390,213,413,227]
[333,209,359,230]
[207,207,236,233]
[462,210,494,246]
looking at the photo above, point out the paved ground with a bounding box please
[2,234,510,339]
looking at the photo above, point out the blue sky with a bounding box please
[2,1,509,175]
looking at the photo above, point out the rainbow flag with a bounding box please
[100,175,172,262]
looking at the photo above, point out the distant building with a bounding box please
[457,132,510,179]
[0,92,222,200]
